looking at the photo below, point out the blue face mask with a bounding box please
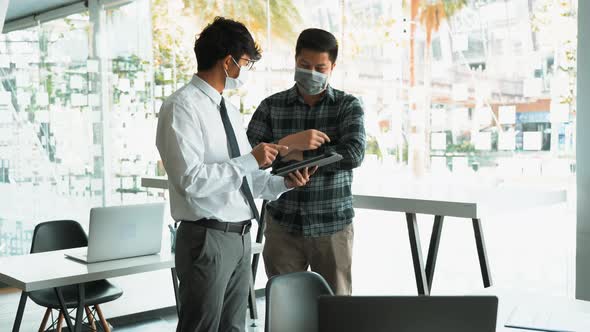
[224,57,250,90]
[294,67,329,96]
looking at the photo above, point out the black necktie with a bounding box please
[219,97,261,223]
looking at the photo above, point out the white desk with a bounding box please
[0,248,175,293]
[352,184,567,219]
[352,183,567,296]
[0,241,265,332]
[142,177,567,296]
[0,247,176,332]
[475,288,590,331]
[143,177,567,219]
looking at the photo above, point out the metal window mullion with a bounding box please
[89,0,112,207]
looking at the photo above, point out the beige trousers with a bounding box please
[262,214,354,295]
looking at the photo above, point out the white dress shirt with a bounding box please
[156,75,289,222]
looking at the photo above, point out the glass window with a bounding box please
[105,0,159,206]
[0,13,95,256]
[0,0,578,302]
[260,0,577,296]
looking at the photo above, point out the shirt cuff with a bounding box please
[234,153,259,174]
[271,174,291,194]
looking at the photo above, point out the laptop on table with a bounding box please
[318,295,498,332]
[65,202,165,264]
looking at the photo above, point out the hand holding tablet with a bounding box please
[284,166,318,188]
[271,152,343,176]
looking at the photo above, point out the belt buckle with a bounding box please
[240,224,248,236]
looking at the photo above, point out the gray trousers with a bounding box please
[175,222,252,332]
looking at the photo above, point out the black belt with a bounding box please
[181,218,251,236]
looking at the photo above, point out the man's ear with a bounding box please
[222,54,233,71]
[331,62,336,71]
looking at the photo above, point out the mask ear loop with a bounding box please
[224,57,239,79]
[323,73,330,90]
[231,57,243,77]
[324,63,335,90]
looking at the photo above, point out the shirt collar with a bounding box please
[190,74,223,106]
[286,84,336,105]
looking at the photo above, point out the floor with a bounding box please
[108,302,266,332]
[0,287,267,331]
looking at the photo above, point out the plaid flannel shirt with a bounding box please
[247,84,366,237]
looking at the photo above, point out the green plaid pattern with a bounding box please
[247,85,366,237]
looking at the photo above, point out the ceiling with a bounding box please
[5,0,82,23]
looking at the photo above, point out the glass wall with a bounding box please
[0,0,578,299]
[149,0,577,295]
[0,0,160,257]
[0,13,98,256]
[104,0,159,206]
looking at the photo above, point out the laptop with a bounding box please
[65,202,165,264]
[318,295,498,332]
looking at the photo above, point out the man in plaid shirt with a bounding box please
[247,28,366,295]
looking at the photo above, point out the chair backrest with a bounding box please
[30,220,88,254]
[265,271,334,332]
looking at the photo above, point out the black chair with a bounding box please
[265,271,334,332]
[28,220,123,332]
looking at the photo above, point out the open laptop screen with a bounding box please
[318,295,498,332]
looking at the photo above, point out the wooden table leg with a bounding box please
[39,308,51,332]
[56,312,64,332]
[472,218,492,287]
[85,306,96,331]
[406,213,429,295]
[95,305,111,332]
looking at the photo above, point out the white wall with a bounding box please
[576,0,590,300]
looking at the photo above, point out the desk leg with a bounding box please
[248,200,266,322]
[248,273,258,323]
[425,215,444,289]
[249,253,261,321]
[75,284,85,332]
[11,292,27,332]
[251,200,267,282]
[54,287,75,332]
[472,218,492,287]
[406,213,429,296]
[171,268,180,318]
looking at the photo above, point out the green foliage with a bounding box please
[152,0,302,83]
[419,0,467,44]
[441,0,468,17]
[446,141,475,153]
[365,136,383,159]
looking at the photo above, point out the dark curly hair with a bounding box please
[194,17,262,71]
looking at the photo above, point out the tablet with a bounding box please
[271,152,343,176]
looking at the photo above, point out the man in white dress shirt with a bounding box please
[156,17,314,332]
